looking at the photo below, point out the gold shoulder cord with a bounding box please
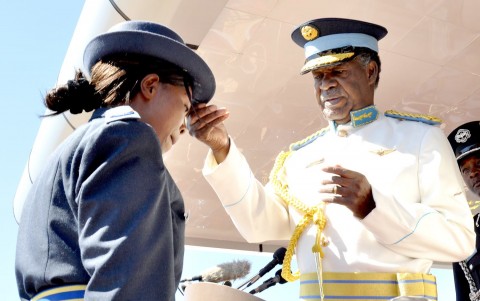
[384,110,443,124]
[270,129,329,283]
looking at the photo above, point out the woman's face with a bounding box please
[132,75,192,153]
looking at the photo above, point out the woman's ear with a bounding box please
[140,74,160,100]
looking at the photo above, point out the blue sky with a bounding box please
[0,1,86,299]
[0,1,457,300]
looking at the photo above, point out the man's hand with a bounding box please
[319,165,376,219]
[187,103,230,163]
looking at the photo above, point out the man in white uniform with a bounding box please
[188,18,475,301]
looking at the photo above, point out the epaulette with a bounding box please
[469,200,480,212]
[105,106,141,124]
[289,127,329,151]
[384,110,442,126]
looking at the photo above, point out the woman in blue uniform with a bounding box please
[15,20,215,300]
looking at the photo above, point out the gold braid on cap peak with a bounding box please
[301,52,355,74]
[270,129,329,282]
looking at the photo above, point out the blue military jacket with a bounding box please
[16,107,186,300]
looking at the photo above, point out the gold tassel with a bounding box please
[311,204,327,301]
[313,252,324,301]
[271,147,329,294]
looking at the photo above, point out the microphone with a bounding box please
[237,247,286,290]
[249,269,287,294]
[180,259,251,283]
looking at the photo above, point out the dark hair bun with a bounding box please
[44,72,102,115]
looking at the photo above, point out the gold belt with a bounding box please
[300,272,437,301]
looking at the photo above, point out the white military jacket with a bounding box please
[203,107,475,275]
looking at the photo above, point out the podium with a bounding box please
[184,282,265,301]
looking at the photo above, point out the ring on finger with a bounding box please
[333,185,337,195]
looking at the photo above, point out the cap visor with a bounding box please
[300,52,355,74]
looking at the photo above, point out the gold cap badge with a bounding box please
[301,25,318,41]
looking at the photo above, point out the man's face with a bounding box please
[311,58,376,124]
[459,153,480,197]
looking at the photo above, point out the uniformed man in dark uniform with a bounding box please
[448,121,480,301]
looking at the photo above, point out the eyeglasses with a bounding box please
[183,76,193,104]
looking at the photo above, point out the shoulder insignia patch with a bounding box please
[469,200,480,212]
[105,106,141,124]
[384,110,442,126]
[289,127,329,151]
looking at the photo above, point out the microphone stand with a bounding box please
[237,274,259,290]
[237,247,286,290]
